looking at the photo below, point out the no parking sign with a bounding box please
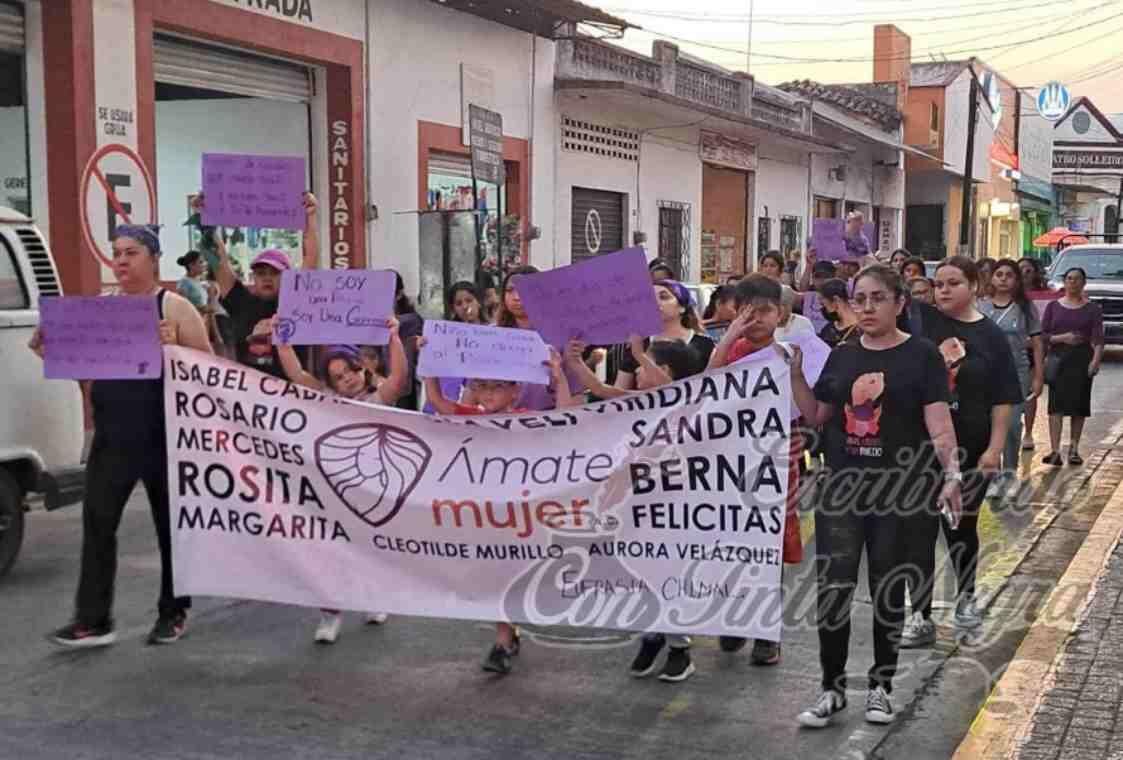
[80,143,157,267]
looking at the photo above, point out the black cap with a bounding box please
[812,260,836,277]
[648,258,673,273]
[819,278,850,301]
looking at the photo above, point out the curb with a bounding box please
[951,476,1123,760]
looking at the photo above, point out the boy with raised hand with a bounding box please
[707,274,806,666]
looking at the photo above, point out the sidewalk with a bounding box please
[953,471,1123,760]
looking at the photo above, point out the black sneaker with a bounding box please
[719,635,748,652]
[798,690,848,728]
[147,612,187,645]
[629,634,666,678]
[751,639,781,666]
[48,622,116,649]
[658,647,695,683]
[482,644,512,675]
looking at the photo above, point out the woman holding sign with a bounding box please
[30,224,212,648]
[786,264,962,728]
[494,266,558,412]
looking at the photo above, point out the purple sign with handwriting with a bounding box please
[811,219,877,262]
[201,153,306,230]
[516,248,662,348]
[40,295,162,380]
[418,320,550,384]
[275,269,396,346]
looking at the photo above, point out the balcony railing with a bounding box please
[675,61,742,112]
[570,37,661,88]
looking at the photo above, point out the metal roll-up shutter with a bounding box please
[153,35,311,103]
[571,187,625,262]
[0,4,24,53]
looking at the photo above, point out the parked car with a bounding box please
[1045,242,1123,345]
[0,207,85,579]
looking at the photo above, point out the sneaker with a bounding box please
[658,647,695,683]
[750,639,782,666]
[629,634,666,678]
[898,612,936,649]
[365,612,389,625]
[955,594,983,630]
[985,480,1001,500]
[482,644,512,675]
[48,621,116,649]
[865,686,895,724]
[147,612,187,645]
[719,635,748,652]
[797,690,848,728]
[314,612,342,644]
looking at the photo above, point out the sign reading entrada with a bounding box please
[229,0,313,23]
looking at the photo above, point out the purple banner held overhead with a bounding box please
[418,320,550,385]
[40,295,162,380]
[201,153,306,230]
[516,248,663,348]
[275,269,397,346]
[811,219,876,262]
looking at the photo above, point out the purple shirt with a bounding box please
[844,232,871,261]
[1042,300,1104,346]
[802,291,828,335]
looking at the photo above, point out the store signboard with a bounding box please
[468,104,504,185]
[700,131,757,171]
[1053,149,1123,172]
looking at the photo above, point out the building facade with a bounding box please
[1051,97,1123,241]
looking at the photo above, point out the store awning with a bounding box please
[811,103,946,165]
[556,78,849,154]
[428,0,631,38]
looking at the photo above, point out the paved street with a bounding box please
[3,354,1122,760]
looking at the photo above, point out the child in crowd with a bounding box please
[274,316,407,643]
[707,274,806,666]
[421,342,576,675]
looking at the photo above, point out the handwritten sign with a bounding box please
[201,153,306,230]
[40,295,162,380]
[418,320,550,384]
[516,248,663,348]
[275,269,396,346]
[811,219,876,262]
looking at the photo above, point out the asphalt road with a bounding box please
[3,353,1122,760]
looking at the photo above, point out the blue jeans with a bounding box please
[1003,401,1025,476]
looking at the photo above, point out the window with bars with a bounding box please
[658,201,691,279]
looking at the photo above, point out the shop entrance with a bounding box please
[152,35,314,282]
[701,164,751,283]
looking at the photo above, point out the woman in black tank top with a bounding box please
[31,224,211,649]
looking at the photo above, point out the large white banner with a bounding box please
[165,347,791,640]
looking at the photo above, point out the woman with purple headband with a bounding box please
[29,223,212,649]
[274,317,408,643]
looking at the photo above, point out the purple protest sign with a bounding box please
[40,295,162,380]
[516,248,663,348]
[811,219,876,262]
[201,153,306,230]
[418,320,550,384]
[275,269,396,346]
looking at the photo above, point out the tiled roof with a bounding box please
[777,79,901,130]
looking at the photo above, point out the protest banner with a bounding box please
[165,346,791,640]
[274,269,396,346]
[40,295,162,380]
[811,219,877,262]
[201,153,306,230]
[516,248,662,348]
[418,320,550,385]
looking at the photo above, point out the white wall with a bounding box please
[1019,112,1054,183]
[944,70,994,181]
[154,98,310,280]
[366,0,557,293]
[756,145,809,255]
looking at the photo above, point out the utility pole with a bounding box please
[746,0,754,73]
[1113,175,1123,243]
[959,68,978,253]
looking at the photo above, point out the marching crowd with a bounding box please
[27,202,1106,730]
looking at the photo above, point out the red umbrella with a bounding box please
[1033,227,1088,247]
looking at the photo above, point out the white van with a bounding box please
[0,207,85,578]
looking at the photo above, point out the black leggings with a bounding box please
[910,468,989,619]
[75,438,190,628]
[815,505,918,694]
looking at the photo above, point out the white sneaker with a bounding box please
[955,594,983,630]
[865,686,895,724]
[898,612,937,649]
[314,612,342,644]
[985,480,1001,500]
[365,612,389,625]
[797,690,848,728]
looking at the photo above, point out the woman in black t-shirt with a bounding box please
[899,256,1022,651]
[788,264,962,729]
